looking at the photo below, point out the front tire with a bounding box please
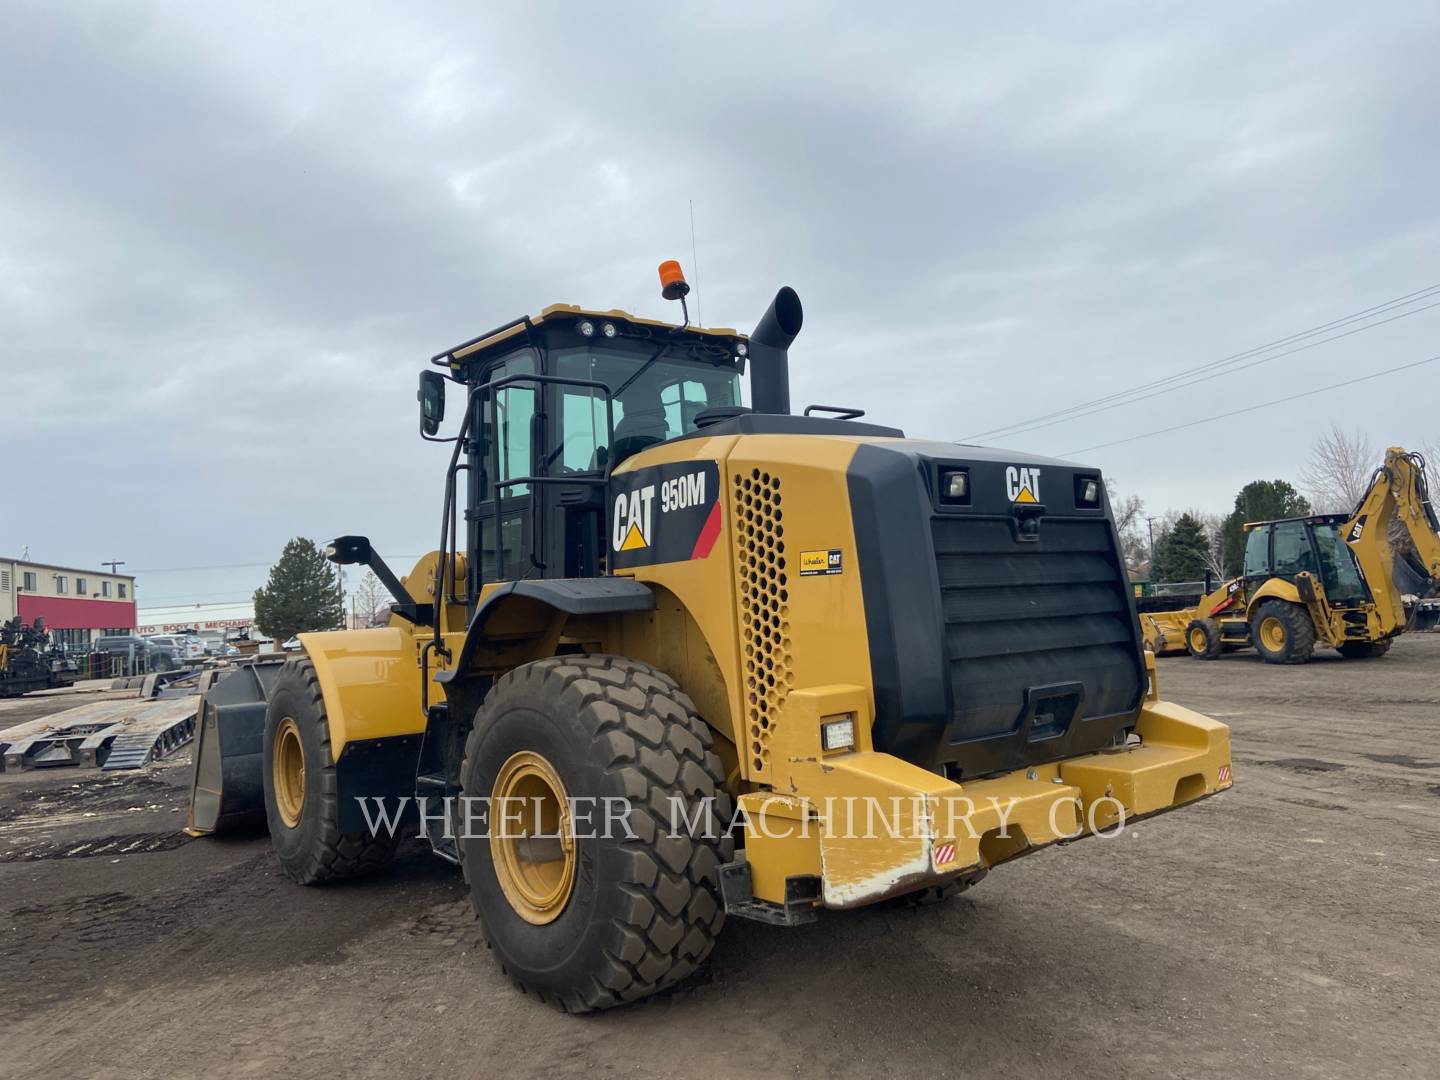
[261,658,401,884]
[1185,618,1223,660]
[459,655,734,1013]
[1250,600,1316,664]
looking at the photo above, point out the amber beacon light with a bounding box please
[658,259,690,300]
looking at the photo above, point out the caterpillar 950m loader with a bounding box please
[188,263,1232,1011]
[1142,447,1440,664]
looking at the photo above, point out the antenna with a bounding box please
[689,200,701,327]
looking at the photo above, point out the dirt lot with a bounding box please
[2,637,1437,1079]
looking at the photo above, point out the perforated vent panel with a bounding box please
[733,468,793,779]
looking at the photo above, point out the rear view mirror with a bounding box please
[418,371,446,436]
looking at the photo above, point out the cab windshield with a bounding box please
[1311,522,1368,603]
[553,346,742,471]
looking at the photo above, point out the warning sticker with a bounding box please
[799,549,843,576]
[934,842,956,867]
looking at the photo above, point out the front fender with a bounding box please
[297,628,426,756]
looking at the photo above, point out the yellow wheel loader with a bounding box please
[188,264,1233,1012]
[1142,447,1440,664]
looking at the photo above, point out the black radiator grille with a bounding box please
[931,516,1142,742]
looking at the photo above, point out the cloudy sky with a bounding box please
[4,1,1438,615]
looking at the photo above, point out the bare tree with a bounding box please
[1105,480,1149,578]
[1196,511,1226,581]
[1300,423,1375,514]
[350,570,390,628]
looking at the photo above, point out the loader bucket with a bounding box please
[185,659,285,835]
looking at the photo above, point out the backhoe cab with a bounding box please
[1142,448,1440,663]
[188,263,1233,1012]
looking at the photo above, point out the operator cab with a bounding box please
[422,301,750,599]
[1241,515,1370,604]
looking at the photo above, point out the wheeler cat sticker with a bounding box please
[799,549,844,576]
[609,461,722,568]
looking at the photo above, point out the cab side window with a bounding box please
[1270,521,1315,578]
[1242,528,1270,577]
[482,354,536,498]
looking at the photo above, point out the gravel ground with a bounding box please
[1,635,1437,1079]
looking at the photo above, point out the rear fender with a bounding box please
[1245,576,1340,645]
[435,579,656,685]
[1244,577,1302,614]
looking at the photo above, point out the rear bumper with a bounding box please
[737,696,1231,911]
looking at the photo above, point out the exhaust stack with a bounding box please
[749,286,802,414]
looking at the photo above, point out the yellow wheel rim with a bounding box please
[272,717,306,828]
[1189,627,1207,653]
[1259,616,1287,652]
[490,751,575,925]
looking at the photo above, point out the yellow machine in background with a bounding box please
[1142,447,1440,663]
[189,264,1232,1012]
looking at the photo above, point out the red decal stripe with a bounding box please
[690,501,722,560]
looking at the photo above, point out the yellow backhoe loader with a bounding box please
[1142,447,1439,663]
[188,264,1232,1011]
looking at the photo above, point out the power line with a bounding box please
[136,600,257,611]
[131,554,425,574]
[963,282,1440,441]
[130,561,273,574]
[967,280,1440,439]
[136,592,259,605]
[974,298,1440,443]
[1062,353,1440,457]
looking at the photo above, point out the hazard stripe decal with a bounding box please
[690,501,722,560]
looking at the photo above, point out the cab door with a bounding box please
[471,353,537,587]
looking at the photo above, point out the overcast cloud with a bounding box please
[3,1,1438,612]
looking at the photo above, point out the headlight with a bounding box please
[821,715,856,752]
[1074,475,1101,508]
[601,322,617,338]
[578,319,595,337]
[735,342,748,357]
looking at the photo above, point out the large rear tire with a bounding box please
[261,658,402,884]
[1337,639,1392,659]
[459,655,734,1013]
[1250,600,1316,664]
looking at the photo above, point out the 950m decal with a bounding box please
[609,461,722,569]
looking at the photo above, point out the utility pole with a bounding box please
[1146,518,1157,580]
[102,560,125,575]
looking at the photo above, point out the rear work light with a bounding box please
[940,469,970,504]
[1074,475,1101,508]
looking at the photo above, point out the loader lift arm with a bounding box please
[1342,447,1440,635]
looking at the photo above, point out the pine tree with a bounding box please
[1156,513,1210,583]
[253,538,343,642]
[1220,480,1311,574]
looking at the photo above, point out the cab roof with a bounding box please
[432,304,744,369]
